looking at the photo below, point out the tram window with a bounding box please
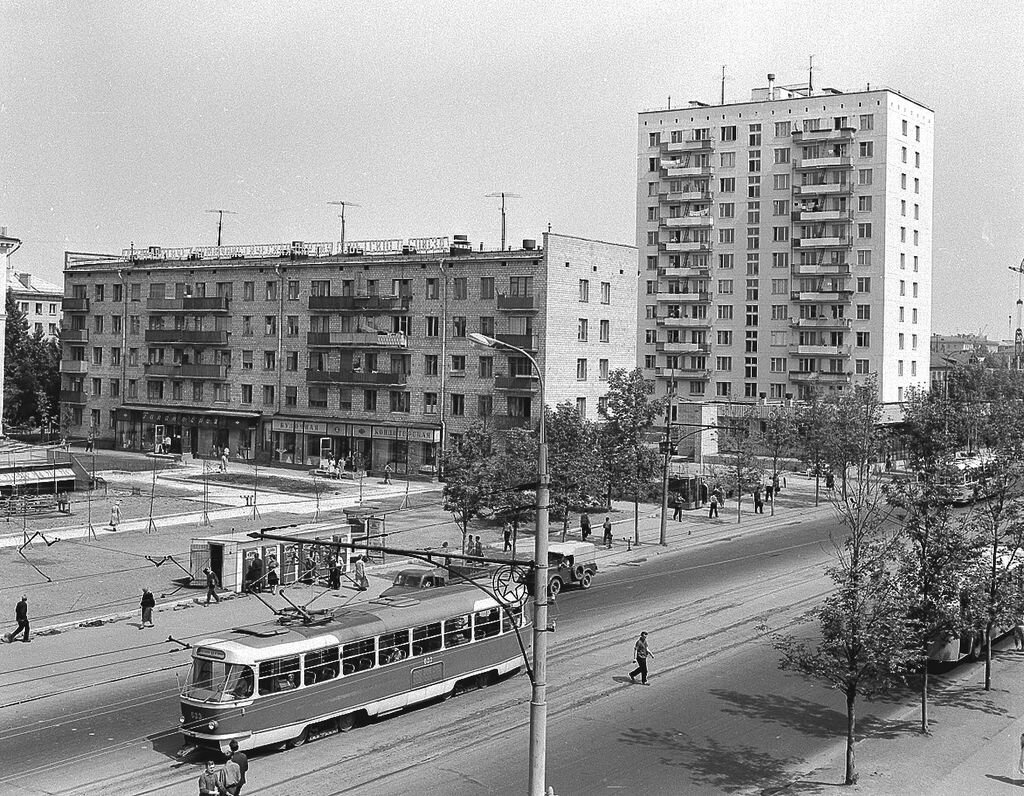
[258,656,300,694]
[304,646,340,686]
[412,622,442,656]
[502,606,523,633]
[379,630,411,665]
[444,614,471,648]
[474,608,501,640]
[342,638,376,675]
[230,667,255,699]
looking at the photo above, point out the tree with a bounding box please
[599,368,663,545]
[757,406,799,516]
[546,402,603,541]
[486,426,538,558]
[716,409,764,523]
[3,291,60,432]
[794,395,835,506]
[441,425,494,553]
[772,384,913,785]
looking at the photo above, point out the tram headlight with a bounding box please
[207,721,219,731]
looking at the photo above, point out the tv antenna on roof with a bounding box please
[327,200,361,254]
[485,192,521,251]
[205,209,238,247]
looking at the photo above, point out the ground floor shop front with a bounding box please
[114,405,261,461]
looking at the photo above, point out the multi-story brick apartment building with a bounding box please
[60,232,636,472]
[636,78,933,406]
[9,269,62,338]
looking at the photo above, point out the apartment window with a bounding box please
[747,176,761,198]
[857,195,872,212]
[857,250,871,267]
[644,355,656,369]
[716,382,732,397]
[772,227,789,243]
[649,157,659,172]
[577,318,588,342]
[478,395,493,417]
[451,355,466,374]
[745,305,759,326]
[899,280,906,296]
[774,121,791,137]
[771,278,788,294]
[912,282,919,298]
[748,123,761,146]
[912,308,918,324]
[912,334,918,350]
[898,333,905,350]
[646,231,658,246]
[772,252,789,269]
[645,329,657,344]
[646,281,657,295]
[450,394,465,417]
[389,391,411,413]
[719,253,734,269]
[720,177,735,193]
[859,114,874,131]
[424,392,437,414]
[286,316,299,337]
[286,281,299,300]
[719,229,735,244]
[856,304,871,320]
[772,200,789,216]
[647,255,658,271]
[716,356,732,371]
[719,202,735,218]
[579,279,590,302]
[147,380,164,400]
[424,278,440,300]
[241,281,255,301]
[263,351,276,370]
[855,359,870,374]
[859,169,873,186]
[744,357,757,378]
[857,277,871,292]
[262,281,276,302]
[425,317,440,337]
[773,147,790,164]
[649,132,660,147]
[720,125,737,141]
[856,331,870,347]
[718,305,734,320]
[262,385,275,405]
[717,330,733,345]
[899,306,905,322]
[310,280,331,297]
[645,305,656,319]
[913,230,919,246]
[898,360,904,376]
[479,316,495,336]
[599,359,609,380]
[718,279,733,294]
[748,150,761,172]
[599,319,610,342]
[94,315,104,333]
[900,227,907,243]
[648,182,658,197]
[901,119,908,136]
[913,256,919,272]
[901,173,908,189]
[747,228,760,250]
[772,173,790,190]
[265,316,277,335]
[914,204,920,220]
[859,141,873,157]
[452,277,468,300]
[771,304,788,320]
[911,360,918,377]
[901,146,908,163]
[452,317,466,337]
[857,223,872,239]
[576,359,587,380]
[915,125,921,142]
[716,151,735,169]
[746,203,760,223]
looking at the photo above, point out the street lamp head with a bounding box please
[468,332,498,349]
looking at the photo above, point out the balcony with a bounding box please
[664,241,712,253]
[794,182,853,196]
[796,155,852,169]
[660,189,712,203]
[492,415,533,430]
[60,360,89,374]
[793,236,852,249]
[791,317,852,330]
[791,262,851,277]
[308,294,411,312]
[144,329,230,345]
[305,368,407,386]
[146,296,230,312]
[494,333,538,351]
[494,375,538,391]
[791,290,853,302]
[663,163,715,179]
[792,209,853,222]
[62,328,90,343]
[60,390,87,405]
[658,264,711,278]
[789,370,852,383]
[656,291,711,303]
[663,215,714,229]
[61,297,89,312]
[655,341,711,355]
[663,138,714,153]
[496,294,537,312]
[144,363,229,379]
[658,315,712,328]
[793,127,855,143]
[655,366,711,380]
[306,332,408,348]
[792,344,852,357]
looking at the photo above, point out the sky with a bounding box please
[2,1,1022,337]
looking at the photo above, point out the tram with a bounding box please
[179,585,529,753]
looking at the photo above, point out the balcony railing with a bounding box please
[146,296,230,312]
[494,375,538,391]
[660,189,712,203]
[306,332,408,348]
[62,328,90,343]
[658,315,712,328]
[793,126,855,143]
[308,294,411,312]
[791,344,852,357]
[789,370,852,383]
[663,163,715,178]
[792,209,854,222]
[143,329,230,345]
[663,215,714,228]
[664,241,712,253]
[144,363,228,379]
[59,360,89,374]
[796,155,852,169]
[655,341,711,355]
[61,297,89,312]
[794,182,853,196]
[494,333,538,351]
[60,390,87,405]
[663,138,714,153]
[305,368,407,386]
[790,317,853,329]
[793,236,852,249]
[791,262,851,277]
[496,294,537,311]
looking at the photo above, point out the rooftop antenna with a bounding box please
[327,200,361,255]
[721,65,726,104]
[808,54,815,94]
[485,192,521,251]
[205,209,238,247]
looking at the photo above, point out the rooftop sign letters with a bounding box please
[120,236,451,263]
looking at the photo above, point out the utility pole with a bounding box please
[327,200,361,255]
[659,375,676,546]
[485,192,521,251]
[205,209,237,247]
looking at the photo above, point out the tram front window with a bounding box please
[184,659,255,702]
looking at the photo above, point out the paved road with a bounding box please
[0,509,907,796]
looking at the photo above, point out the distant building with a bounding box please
[8,270,62,338]
[930,332,999,356]
[60,232,637,468]
[636,77,933,407]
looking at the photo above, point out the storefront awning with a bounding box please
[0,467,76,486]
[116,405,262,424]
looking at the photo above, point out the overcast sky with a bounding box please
[2,1,1022,336]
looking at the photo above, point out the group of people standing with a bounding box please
[197,740,248,795]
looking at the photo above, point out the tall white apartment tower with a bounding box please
[636,79,933,405]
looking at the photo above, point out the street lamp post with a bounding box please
[468,332,549,796]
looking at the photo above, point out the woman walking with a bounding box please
[140,588,155,628]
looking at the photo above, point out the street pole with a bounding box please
[469,332,549,796]
[659,376,676,546]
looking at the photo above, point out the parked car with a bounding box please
[526,542,598,598]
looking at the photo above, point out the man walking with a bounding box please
[602,516,613,549]
[629,631,654,685]
[203,567,221,605]
[4,595,30,643]
[383,463,393,485]
[227,739,248,795]
[672,496,683,522]
[503,522,513,552]
[109,501,122,531]
[753,486,764,514]
[580,513,591,541]
[708,492,719,518]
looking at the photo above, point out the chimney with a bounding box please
[767,73,776,100]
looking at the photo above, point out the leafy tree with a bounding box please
[599,368,663,545]
[757,406,799,516]
[486,426,538,558]
[546,402,603,540]
[772,383,913,785]
[3,291,60,432]
[794,395,835,506]
[716,410,764,523]
[442,424,493,553]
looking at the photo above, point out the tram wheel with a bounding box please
[286,728,308,749]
